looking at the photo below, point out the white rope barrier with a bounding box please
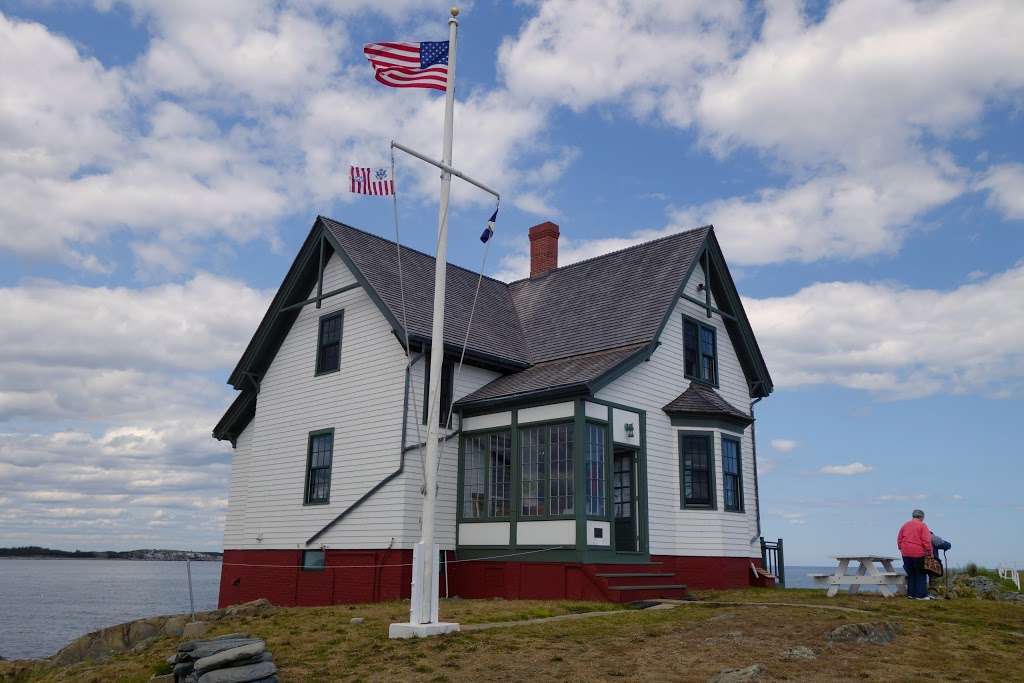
[220,545,564,570]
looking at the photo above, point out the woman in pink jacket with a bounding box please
[897,509,933,599]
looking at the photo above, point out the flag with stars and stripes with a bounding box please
[362,41,449,91]
[349,166,394,196]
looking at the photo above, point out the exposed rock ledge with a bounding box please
[49,599,278,666]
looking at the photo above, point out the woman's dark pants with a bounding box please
[902,556,927,598]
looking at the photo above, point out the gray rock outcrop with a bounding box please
[708,664,765,682]
[51,599,278,666]
[827,621,896,645]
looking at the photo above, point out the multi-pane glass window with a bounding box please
[585,423,606,516]
[613,454,633,519]
[699,326,716,383]
[461,431,511,519]
[680,433,714,508]
[305,431,334,504]
[520,422,574,517]
[722,437,743,512]
[316,312,343,374]
[683,317,717,384]
[489,434,513,517]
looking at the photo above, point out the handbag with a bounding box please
[923,555,944,577]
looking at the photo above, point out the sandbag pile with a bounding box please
[168,634,277,682]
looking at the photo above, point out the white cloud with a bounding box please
[745,262,1024,398]
[0,272,267,548]
[0,274,269,373]
[0,13,296,271]
[820,462,873,476]
[0,426,233,549]
[977,163,1024,220]
[697,0,1024,168]
[124,1,340,104]
[498,0,746,126]
[0,13,126,178]
[493,0,1024,267]
[0,5,578,272]
[669,159,964,265]
[770,439,797,453]
[300,85,565,211]
[766,510,807,525]
[878,493,928,502]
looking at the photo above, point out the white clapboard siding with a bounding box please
[597,268,760,558]
[233,253,410,549]
[404,355,501,549]
[223,420,252,549]
[225,250,501,551]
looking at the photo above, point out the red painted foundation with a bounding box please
[219,549,768,608]
[218,549,413,608]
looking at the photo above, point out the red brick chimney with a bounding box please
[528,221,560,277]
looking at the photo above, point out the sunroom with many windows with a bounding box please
[455,399,647,563]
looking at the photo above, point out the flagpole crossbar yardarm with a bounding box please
[390,141,500,200]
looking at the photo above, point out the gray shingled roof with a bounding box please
[324,217,707,368]
[218,216,758,439]
[662,383,752,425]
[322,217,529,365]
[508,228,709,363]
[456,343,651,406]
[322,218,711,410]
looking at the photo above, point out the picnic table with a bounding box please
[809,555,905,598]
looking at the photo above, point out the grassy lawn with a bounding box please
[2,590,1022,682]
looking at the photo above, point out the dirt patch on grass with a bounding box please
[2,590,1021,682]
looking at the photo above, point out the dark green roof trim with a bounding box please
[320,220,408,348]
[227,221,326,389]
[455,384,590,413]
[212,390,256,445]
[704,231,774,397]
[585,342,659,394]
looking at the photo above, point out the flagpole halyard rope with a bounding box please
[438,198,498,475]
[390,145,427,491]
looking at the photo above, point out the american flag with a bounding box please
[362,41,449,91]
[350,166,394,196]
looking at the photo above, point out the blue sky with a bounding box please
[0,1,1021,565]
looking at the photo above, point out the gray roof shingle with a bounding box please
[321,219,711,409]
[322,217,529,365]
[323,218,708,368]
[508,228,709,363]
[456,343,651,406]
[662,382,752,425]
[219,217,770,440]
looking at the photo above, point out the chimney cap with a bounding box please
[529,221,560,240]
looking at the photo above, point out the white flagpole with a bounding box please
[390,5,460,639]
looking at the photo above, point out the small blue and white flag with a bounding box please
[480,208,497,243]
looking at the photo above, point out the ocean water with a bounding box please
[0,559,221,660]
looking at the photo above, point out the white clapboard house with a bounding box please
[214,216,774,606]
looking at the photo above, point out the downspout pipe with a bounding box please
[750,396,763,545]
[306,353,425,546]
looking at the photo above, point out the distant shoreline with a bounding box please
[0,556,222,561]
[0,547,221,562]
